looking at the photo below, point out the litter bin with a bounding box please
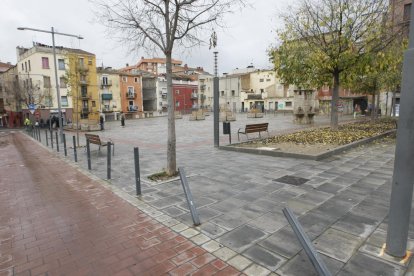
[223,122,230,134]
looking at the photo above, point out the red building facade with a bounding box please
[172,84,198,113]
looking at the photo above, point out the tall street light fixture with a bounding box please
[17,27,83,140]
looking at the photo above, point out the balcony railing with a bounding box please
[81,107,90,114]
[101,80,112,87]
[200,94,206,100]
[191,93,198,99]
[101,93,113,100]
[126,92,136,99]
[81,93,90,99]
[102,108,113,113]
[127,105,138,112]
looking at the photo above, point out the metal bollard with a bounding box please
[178,167,201,226]
[63,133,67,156]
[283,207,331,276]
[107,142,111,179]
[55,132,59,152]
[45,130,49,146]
[86,139,91,170]
[50,129,54,149]
[73,136,77,162]
[134,147,141,195]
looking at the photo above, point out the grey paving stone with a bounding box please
[234,190,269,202]
[211,213,249,230]
[151,195,184,209]
[313,228,363,262]
[298,211,336,239]
[218,225,267,253]
[243,245,287,271]
[259,227,302,258]
[331,212,380,239]
[337,252,405,276]
[277,250,344,276]
[313,198,356,220]
[200,222,227,238]
[210,198,247,213]
[247,211,287,234]
[162,206,187,217]
[316,182,344,194]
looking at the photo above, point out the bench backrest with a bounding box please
[245,123,268,133]
[85,133,102,144]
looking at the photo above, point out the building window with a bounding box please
[221,91,224,96]
[21,63,24,71]
[102,76,108,85]
[42,57,50,69]
[28,60,31,71]
[81,85,87,96]
[232,90,235,96]
[176,90,180,94]
[43,76,51,88]
[122,76,127,82]
[61,96,68,107]
[266,79,271,82]
[58,59,65,70]
[60,77,67,88]
[404,4,412,22]
[127,87,134,94]
[286,101,292,107]
[134,77,139,83]
[92,101,96,107]
[88,57,92,65]
[176,101,180,107]
[259,79,264,82]
[24,62,27,72]
[78,58,84,67]
[260,89,264,93]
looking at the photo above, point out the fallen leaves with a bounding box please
[252,118,396,146]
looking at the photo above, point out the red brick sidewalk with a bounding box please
[0,132,241,276]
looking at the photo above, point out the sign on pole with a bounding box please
[29,104,36,114]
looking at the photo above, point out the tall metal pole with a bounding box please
[51,27,64,141]
[213,51,219,148]
[386,1,414,257]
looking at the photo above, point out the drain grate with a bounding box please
[273,175,309,186]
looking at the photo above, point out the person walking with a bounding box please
[120,112,125,127]
[100,115,104,131]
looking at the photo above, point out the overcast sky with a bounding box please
[1,0,295,74]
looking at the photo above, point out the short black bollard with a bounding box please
[63,133,67,156]
[45,130,49,146]
[73,136,77,162]
[55,132,59,152]
[86,139,91,170]
[134,147,141,195]
[178,167,201,226]
[107,142,111,179]
[50,130,54,149]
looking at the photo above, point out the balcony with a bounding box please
[127,105,138,112]
[191,93,198,99]
[102,108,113,113]
[101,93,113,100]
[126,92,136,99]
[200,94,206,100]
[81,93,90,99]
[247,94,262,100]
[101,80,112,88]
[200,84,206,91]
[81,107,90,114]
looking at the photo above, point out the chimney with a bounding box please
[126,63,129,67]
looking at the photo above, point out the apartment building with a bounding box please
[97,67,122,121]
[16,43,99,128]
[119,72,143,118]
[0,64,23,127]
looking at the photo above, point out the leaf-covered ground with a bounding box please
[245,118,397,146]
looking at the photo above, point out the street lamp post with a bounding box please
[18,27,83,140]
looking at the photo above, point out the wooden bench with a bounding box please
[238,123,269,141]
[85,133,114,155]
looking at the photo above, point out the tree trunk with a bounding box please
[166,52,177,176]
[392,89,397,117]
[330,70,340,129]
[371,91,376,121]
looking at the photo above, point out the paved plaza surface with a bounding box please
[2,113,414,275]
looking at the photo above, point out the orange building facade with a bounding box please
[119,73,143,119]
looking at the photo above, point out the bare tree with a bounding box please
[272,0,397,129]
[92,0,245,175]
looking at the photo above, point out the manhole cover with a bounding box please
[273,175,309,186]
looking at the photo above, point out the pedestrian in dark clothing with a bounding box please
[120,112,125,127]
[100,115,104,131]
